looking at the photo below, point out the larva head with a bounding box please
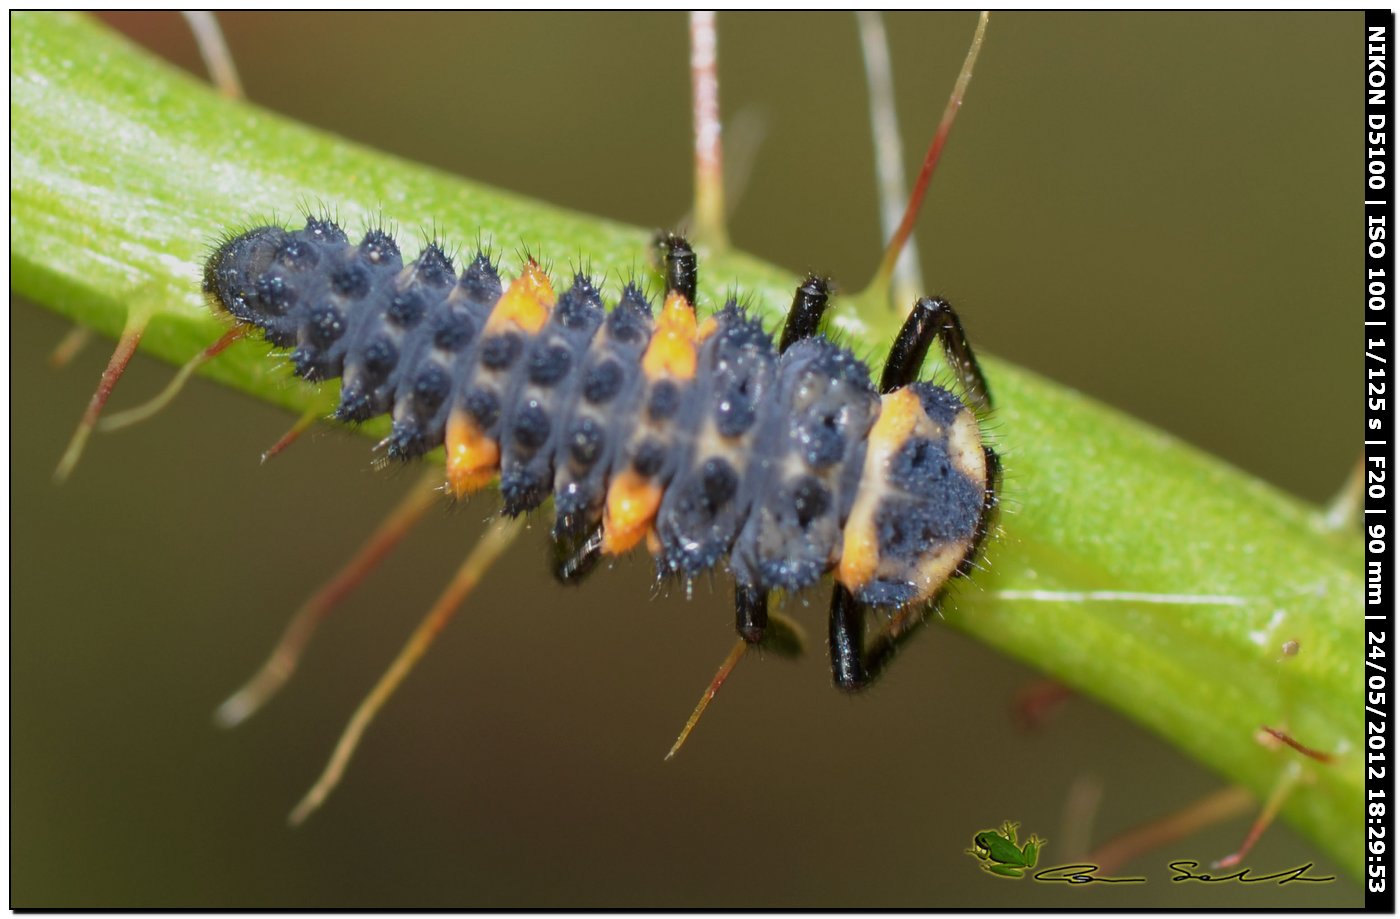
[203,225,292,325]
[202,217,366,349]
[837,383,988,608]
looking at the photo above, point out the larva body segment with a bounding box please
[654,303,777,577]
[497,273,606,516]
[203,216,991,608]
[554,283,653,539]
[730,337,880,593]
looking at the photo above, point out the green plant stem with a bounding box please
[11,12,1363,873]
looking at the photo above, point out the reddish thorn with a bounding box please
[1259,726,1334,763]
[49,325,93,369]
[871,12,989,292]
[216,469,442,728]
[202,326,246,359]
[261,410,318,464]
[666,638,747,761]
[54,323,145,483]
[100,327,247,432]
[1087,786,1254,875]
[287,515,524,825]
[1212,765,1303,870]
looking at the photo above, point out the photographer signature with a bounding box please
[1167,861,1335,885]
[1026,861,1334,886]
[1031,864,1145,885]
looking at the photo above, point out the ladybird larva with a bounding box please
[203,218,999,625]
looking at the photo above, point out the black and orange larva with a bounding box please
[203,217,1001,693]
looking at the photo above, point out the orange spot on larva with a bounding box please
[445,408,500,498]
[641,292,699,381]
[869,387,922,444]
[836,388,921,591]
[836,520,880,592]
[601,469,664,555]
[485,259,556,335]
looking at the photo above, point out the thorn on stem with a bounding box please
[180,11,245,100]
[689,10,729,251]
[863,11,990,306]
[100,327,245,432]
[665,637,747,761]
[261,409,319,464]
[1257,725,1334,763]
[215,469,442,729]
[1087,786,1254,875]
[287,516,523,826]
[856,11,924,308]
[48,325,92,369]
[54,320,146,483]
[1212,763,1305,870]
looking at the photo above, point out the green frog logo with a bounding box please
[966,821,1045,878]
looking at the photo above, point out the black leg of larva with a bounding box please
[828,584,923,692]
[777,274,831,354]
[828,584,868,689]
[735,584,768,644]
[550,526,604,585]
[661,233,698,304]
[879,296,992,410]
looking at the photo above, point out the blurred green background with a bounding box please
[11,12,1359,907]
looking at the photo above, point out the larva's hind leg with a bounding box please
[832,296,996,691]
[828,582,942,692]
[828,578,933,692]
[880,295,991,410]
[828,583,893,692]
